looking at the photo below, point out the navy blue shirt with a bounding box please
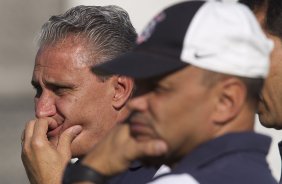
[108,132,276,184]
[151,132,277,184]
[108,162,157,184]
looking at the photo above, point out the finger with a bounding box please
[115,125,167,161]
[129,139,168,159]
[32,117,58,140]
[141,140,168,156]
[22,120,36,146]
[57,125,82,157]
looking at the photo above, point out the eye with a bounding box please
[133,81,155,97]
[153,84,170,94]
[32,84,42,98]
[51,86,69,96]
[133,81,170,97]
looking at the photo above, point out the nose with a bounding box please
[35,91,56,118]
[127,94,148,112]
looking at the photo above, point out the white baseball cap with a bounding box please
[94,1,273,79]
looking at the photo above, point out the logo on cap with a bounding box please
[194,52,215,59]
[137,12,166,44]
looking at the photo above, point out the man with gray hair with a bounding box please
[21,5,137,184]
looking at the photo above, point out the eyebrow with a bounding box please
[31,80,39,88]
[31,79,75,89]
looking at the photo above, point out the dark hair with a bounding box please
[240,77,264,106]
[239,0,282,40]
[38,5,137,64]
[265,0,282,39]
[239,0,265,10]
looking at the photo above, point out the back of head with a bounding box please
[239,0,265,11]
[38,5,137,64]
[265,0,282,39]
[240,0,282,40]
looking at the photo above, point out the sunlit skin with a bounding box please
[32,36,128,157]
[258,34,282,129]
[253,7,282,129]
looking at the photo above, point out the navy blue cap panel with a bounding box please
[93,1,205,79]
[138,1,205,60]
[93,51,188,79]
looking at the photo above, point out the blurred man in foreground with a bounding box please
[63,1,277,184]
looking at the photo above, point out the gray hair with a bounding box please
[38,5,137,64]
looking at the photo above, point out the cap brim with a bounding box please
[93,51,188,79]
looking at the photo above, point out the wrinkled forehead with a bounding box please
[35,41,94,69]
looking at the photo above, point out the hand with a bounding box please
[81,123,168,177]
[21,117,82,184]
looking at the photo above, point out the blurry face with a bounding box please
[258,35,282,129]
[127,66,216,163]
[32,37,119,157]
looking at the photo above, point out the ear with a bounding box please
[112,76,134,110]
[212,78,247,125]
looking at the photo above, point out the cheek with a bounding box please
[155,93,211,145]
[60,93,117,132]
[263,73,282,109]
[158,93,205,123]
[71,129,103,156]
[71,117,117,155]
[56,97,78,118]
[266,54,282,97]
[55,96,93,131]
[149,95,190,139]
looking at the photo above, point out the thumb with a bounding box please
[57,125,82,157]
[127,139,168,162]
[136,140,168,157]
